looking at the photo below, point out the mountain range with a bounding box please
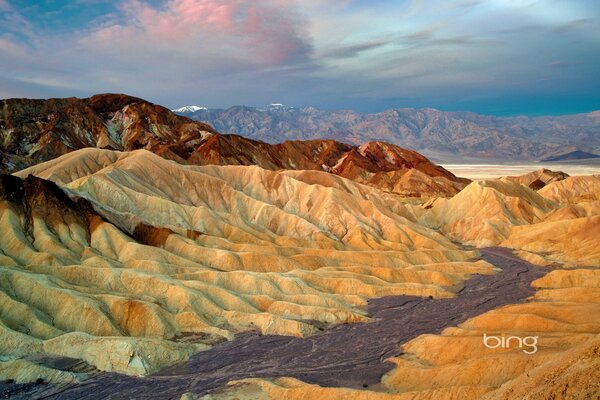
[174,105,600,161]
[541,150,600,162]
[0,94,467,198]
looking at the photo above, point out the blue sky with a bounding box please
[1,0,599,115]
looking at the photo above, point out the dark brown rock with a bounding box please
[0,94,218,172]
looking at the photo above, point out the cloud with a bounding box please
[448,0,483,9]
[0,0,599,115]
[1,0,317,104]
[323,39,390,59]
[0,0,36,43]
[397,29,497,47]
[82,0,313,66]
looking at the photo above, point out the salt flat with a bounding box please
[442,161,600,180]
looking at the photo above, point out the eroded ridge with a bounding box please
[1,248,545,399]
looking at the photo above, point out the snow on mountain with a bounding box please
[257,103,295,112]
[172,106,208,113]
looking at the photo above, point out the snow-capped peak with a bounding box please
[172,105,207,113]
[257,103,294,112]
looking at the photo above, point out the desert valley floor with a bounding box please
[441,162,600,180]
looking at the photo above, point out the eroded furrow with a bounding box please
[1,247,546,400]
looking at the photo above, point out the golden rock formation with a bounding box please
[1,146,599,398]
[500,168,569,190]
[0,149,489,379]
[200,171,600,400]
[419,174,600,265]
[418,179,556,246]
[503,175,600,266]
[202,266,600,400]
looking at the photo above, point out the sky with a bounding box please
[1,0,599,115]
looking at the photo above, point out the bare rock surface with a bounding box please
[0,248,545,399]
[500,168,569,190]
[1,95,467,198]
[0,149,490,394]
[0,94,217,172]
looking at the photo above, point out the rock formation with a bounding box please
[202,258,600,400]
[0,148,488,380]
[415,174,600,265]
[1,94,467,198]
[0,94,217,172]
[1,94,599,399]
[500,168,569,190]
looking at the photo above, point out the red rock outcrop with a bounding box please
[0,94,217,171]
[1,94,467,197]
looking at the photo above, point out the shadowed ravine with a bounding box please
[1,247,547,400]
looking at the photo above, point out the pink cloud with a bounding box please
[86,0,312,66]
[170,0,236,27]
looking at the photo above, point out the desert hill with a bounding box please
[1,94,467,198]
[499,168,569,190]
[0,152,598,399]
[541,150,600,162]
[411,172,600,267]
[417,179,558,246]
[197,175,600,400]
[0,94,218,172]
[1,95,599,399]
[191,135,467,197]
[207,263,600,400]
[0,148,489,380]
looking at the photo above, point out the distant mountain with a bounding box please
[541,150,600,162]
[175,106,600,161]
[171,105,208,113]
[256,103,295,112]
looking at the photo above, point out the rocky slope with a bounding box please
[196,175,600,399]
[0,148,488,382]
[499,168,569,190]
[5,248,547,399]
[408,171,600,271]
[207,262,600,400]
[178,106,600,160]
[1,94,466,198]
[0,94,218,173]
[1,95,599,399]
[5,150,598,399]
[191,135,468,198]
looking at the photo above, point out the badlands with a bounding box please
[0,95,599,399]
